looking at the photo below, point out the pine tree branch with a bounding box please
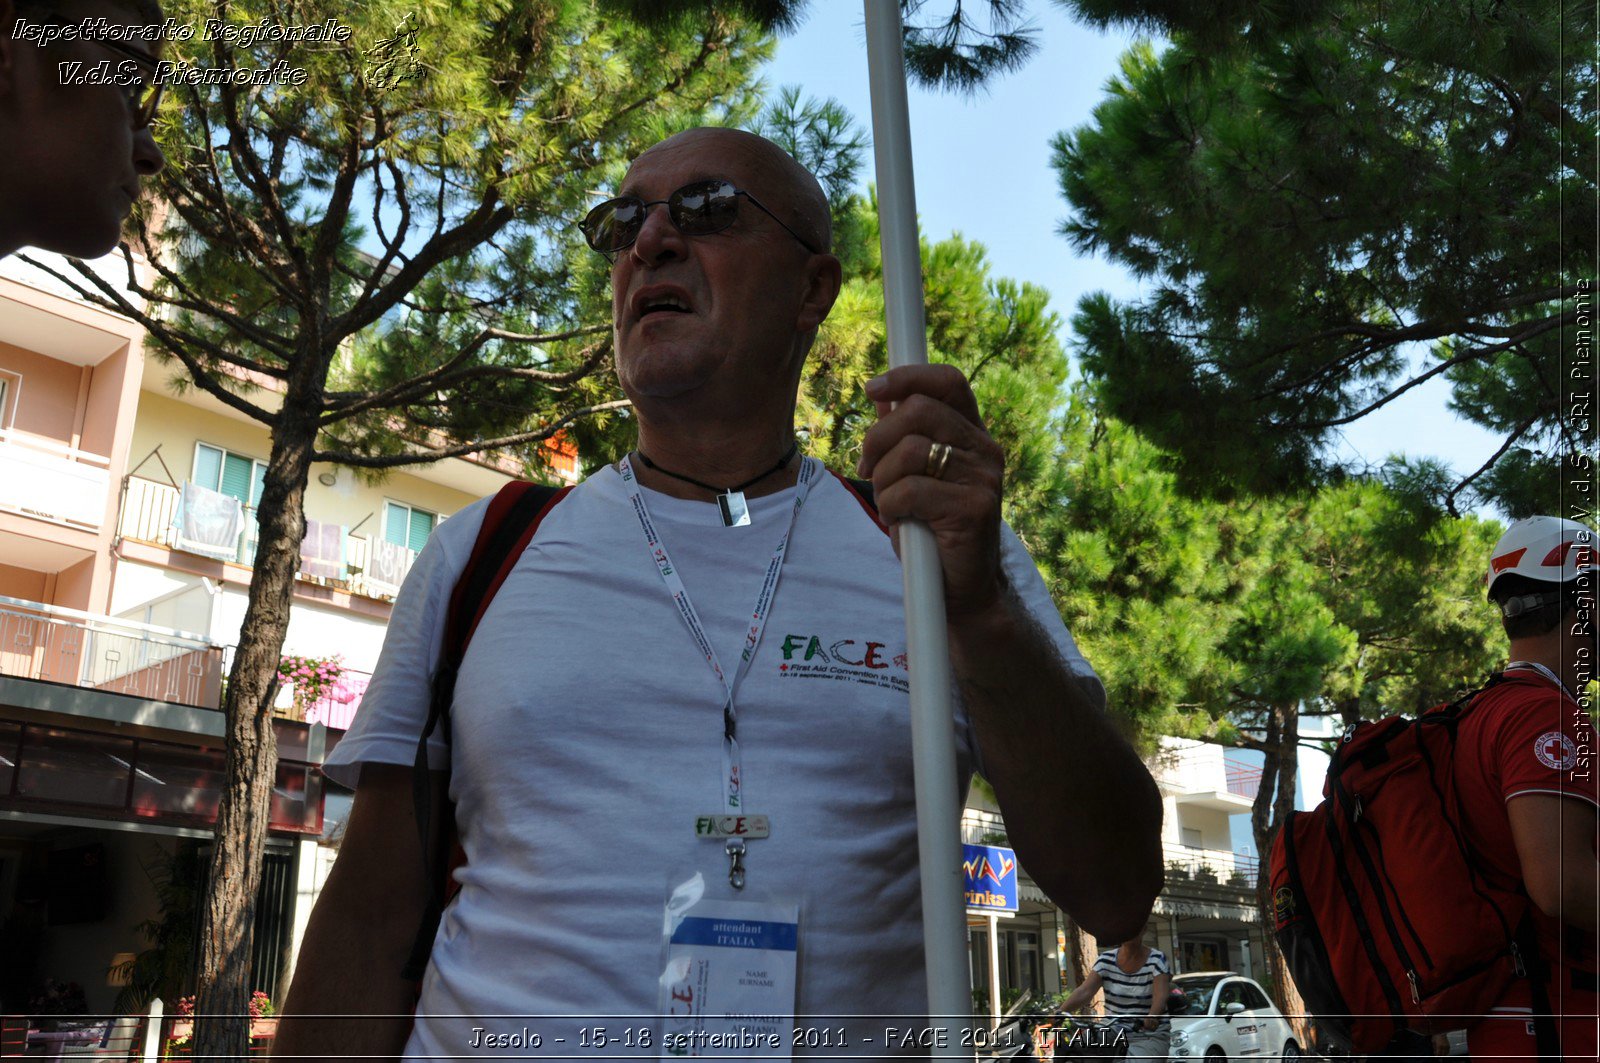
[19,252,285,392]
[307,94,367,300]
[176,85,303,297]
[18,253,275,423]
[1279,313,1573,430]
[314,398,632,468]
[319,330,610,424]
[211,74,313,290]
[113,235,296,366]
[1443,412,1540,517]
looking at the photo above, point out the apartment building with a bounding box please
[0,250,575,1013]
[1147,737,1268,978]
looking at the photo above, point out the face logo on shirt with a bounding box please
[1534,730,1578,771]
[774,632,910,693]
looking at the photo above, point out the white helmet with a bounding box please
[1486,516,1598,600]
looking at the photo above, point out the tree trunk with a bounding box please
[1250,701,1313,1050]
[1066,922,1097,991]
[191,402,319,1061]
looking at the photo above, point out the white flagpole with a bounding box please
[862,1,973,1054]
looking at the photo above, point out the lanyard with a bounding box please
[1505,660,1575,700]
[618,454,817,887]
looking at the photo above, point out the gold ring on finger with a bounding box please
[925,441,954,480]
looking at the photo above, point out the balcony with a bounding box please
[0,595,222,708]
[1150,740,1259,812]
[0,596,369,728]
[0,429,111,528]
[119,475,418,599]
[1163,841,1259,887]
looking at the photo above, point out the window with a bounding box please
[0,370,18,430]
[1217,980,1247,1010]
[1240,982,1272,1011]
[1014,931,1041,994]
[384,500,438,552]
[969,928,990,991]
[1181,827,1202,849]
[194,443,266,508]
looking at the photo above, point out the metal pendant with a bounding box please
[717,490,751,527]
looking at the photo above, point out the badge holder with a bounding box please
[656,871,801,1058]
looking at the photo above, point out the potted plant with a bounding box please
[111,843,202,1016]
[26,978,87,1031]
[276,654,344,719]
[166,991,276,1049]
[1165,860,1191,881]
[1194,865,1218,884]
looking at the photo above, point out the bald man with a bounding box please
[277,128,1162,1060]
[0,0,166,259]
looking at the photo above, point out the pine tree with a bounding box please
[1051,0,1595,515]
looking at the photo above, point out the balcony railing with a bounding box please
[1163,841,1259,885]
[1225,755,1263,799]
[0,596,364,730]
[119,475,417,599]
[0,595,223,708]
[0,429,111,527]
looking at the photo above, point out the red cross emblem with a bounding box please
[1534,730,1575,771]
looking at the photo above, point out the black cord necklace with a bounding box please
[636,441,800,527]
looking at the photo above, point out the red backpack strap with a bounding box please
[830,471,888,537]
[402,480,572,982]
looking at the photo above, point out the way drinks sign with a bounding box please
[962,843,1019,912]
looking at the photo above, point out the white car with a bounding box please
[1167,972,1304,1060]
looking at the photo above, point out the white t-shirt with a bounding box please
[324,463,1103,1057]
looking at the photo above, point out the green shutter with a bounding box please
[219,453,253,503]
[407,508,435,552]
[250,462,266,508]
[194,444,223,491]
[384,502,409,546]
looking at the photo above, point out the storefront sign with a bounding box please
[1153,897,1259,923]
[962,843,1018,912]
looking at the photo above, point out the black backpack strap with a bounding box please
[402,480,572,982]
[1450,672,1561,1061]
[1512,913,1561,1063]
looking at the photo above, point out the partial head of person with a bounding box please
[0,0,167,259]
[1486,516,1597,683]
[581,127,841,413]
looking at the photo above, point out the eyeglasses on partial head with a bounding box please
[580,178,820,261]
[92,38,164,129]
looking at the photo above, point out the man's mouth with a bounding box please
[632,287,694,320]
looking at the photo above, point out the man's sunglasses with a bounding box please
[580,178,820,260]
[93,39,164,129]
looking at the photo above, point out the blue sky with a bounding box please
[762,3,1505,487]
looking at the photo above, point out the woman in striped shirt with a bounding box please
[1059,934,1171,1060]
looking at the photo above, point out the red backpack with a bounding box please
[1269,673,1557,1058]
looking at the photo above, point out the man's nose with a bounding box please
[628,202,685,265]
[133,128,166,176]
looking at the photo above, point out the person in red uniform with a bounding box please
[1464,515,1598,1060]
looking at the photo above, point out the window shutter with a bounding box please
[384,502,409,546]
[220,453,254,503]
[407,508,435,552]
[194,444,223,491]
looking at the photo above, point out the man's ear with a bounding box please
[796,253,843,333]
